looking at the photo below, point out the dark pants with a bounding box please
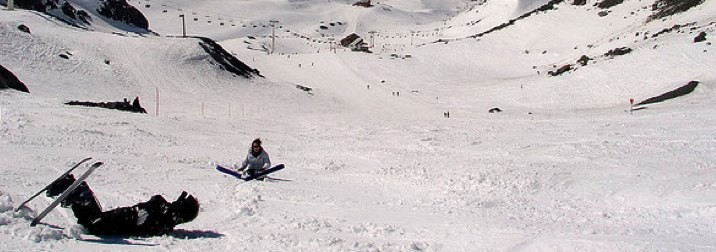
[63,182,103,227]
[247,168,266,180]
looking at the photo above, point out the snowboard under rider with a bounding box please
[44,175,200,237]
[237,138,271,179]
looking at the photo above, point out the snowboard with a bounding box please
[216,164,285,181]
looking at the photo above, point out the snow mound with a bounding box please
[0,193,65,242]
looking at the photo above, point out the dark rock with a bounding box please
[549,65,573,76]
[0,64,30,93]
[353,0,373,7]
[596,0,624,9]
[59,54,70,59]
[13,0,53,12]
[467,0,565,39]
[59,2,91,25]
[296,84,313,93]
[61,2,77,19]
[604,47,632,57]
[17,24,31,34]
[636,81,699,106]
[577,55,591,66]
[488,108,502,113]
[649,0,705,22]
[694,32,707,43]
[77,10,92,24]
[97,0,150,30]
[196,37,262,78]
[573,0,587,5]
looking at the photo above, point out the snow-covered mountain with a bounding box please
[1,0,715,251]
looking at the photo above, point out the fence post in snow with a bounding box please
[629,98,634,114]
[155,87,159,117]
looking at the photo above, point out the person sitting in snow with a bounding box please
[44,175,199,237]
[237,138,271,180]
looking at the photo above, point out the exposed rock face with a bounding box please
[97,0,149,29]
[196,37,263,78]
[694,32,707,43]
[636,81,700,106]
[353,0,373,8]
[604,47,632,57]
[5,0,146,30]
[11,0,55,12]
[0,64,30,93]
[596,0,625,9]
[649,0,705,21]
[17,24,31,34]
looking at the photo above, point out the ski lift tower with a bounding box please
[269,20,279,54]
[368,31,377,48]
[179,14,186,37]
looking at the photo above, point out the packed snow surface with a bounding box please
[1,0,716,251]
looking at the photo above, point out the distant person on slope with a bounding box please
[237,138,271,180]
[44,175,199,237]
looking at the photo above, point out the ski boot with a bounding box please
[46,174,76,197]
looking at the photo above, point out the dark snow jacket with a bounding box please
[77,195,178,237]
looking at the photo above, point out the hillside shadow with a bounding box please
[169,229,225,239]
[79,229,223,245]
[81,237,158,246]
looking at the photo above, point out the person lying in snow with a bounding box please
[45,174,199,237]
[237,138,271,179]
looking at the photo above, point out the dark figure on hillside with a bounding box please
[45,175,199,237]
[132,96,147,113]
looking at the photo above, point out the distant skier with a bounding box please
[44,175,199,237]
[132,96,147,113]
[237,138,271,180]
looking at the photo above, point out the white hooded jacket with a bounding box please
[239,148,271,171]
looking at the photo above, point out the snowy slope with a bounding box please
[2,0,716,251]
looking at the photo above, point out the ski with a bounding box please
[265,176,292,182]
[31,161,103,227]
[216,166,243,179]
[243,164,285,181]
[216,164,285,181]
[15,157,92,212]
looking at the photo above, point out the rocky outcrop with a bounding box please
[97,0,149,29]
[636,81,699,106]
[7,0,90,27]
[0,64,30,93]
[353,0,373,8]
[596,0,624,9]
[649,0,705,21]
[196,37,263,78]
